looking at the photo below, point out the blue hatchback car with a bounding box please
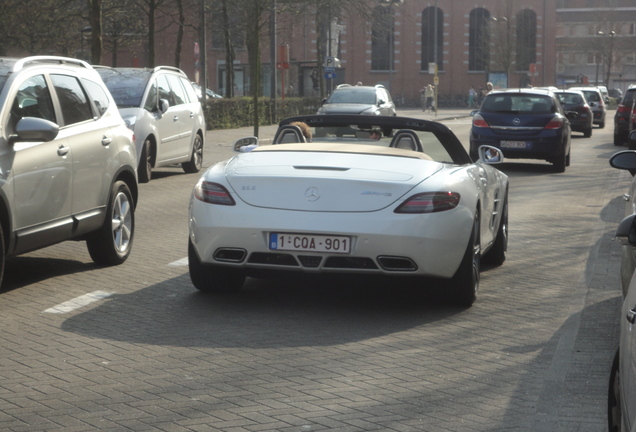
[469,89,573,172]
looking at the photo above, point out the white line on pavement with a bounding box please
[43,290,113,314]
[169,257,188,267]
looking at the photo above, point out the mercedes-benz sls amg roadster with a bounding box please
[188,115,509,306]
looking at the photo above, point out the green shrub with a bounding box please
[204,97,322,130]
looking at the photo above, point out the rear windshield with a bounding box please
[555,92,584,105]
[327,88,377,105]
[481,94,554,114]
[97,68,151,108]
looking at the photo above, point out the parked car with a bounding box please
[554,89,593,137]
[96,66,205,183]
[609,164,636,430]
[191,82,223,100]
[317,84,396,117]
[614,85,636,146]
[469,88,573,172]
[570,86,607,128]
[188,114,509,307]
[0,56,138,288]
[609,138,636,297]
[609,88,623,101]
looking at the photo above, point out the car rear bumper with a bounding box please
[189,200,475,279]
[470,131,567,161]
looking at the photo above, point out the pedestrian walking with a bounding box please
[424,84,435,113]
[468,85,477,108]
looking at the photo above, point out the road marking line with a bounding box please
[169,257,188,267]
[43,290,113,314]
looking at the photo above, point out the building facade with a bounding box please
[107,1,557,105]
[556,0,636,93]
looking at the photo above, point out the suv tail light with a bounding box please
[545,116,564,130]
[472,113,489,128]
[617,104,632,114]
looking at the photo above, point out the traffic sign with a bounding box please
[324,56,336,72]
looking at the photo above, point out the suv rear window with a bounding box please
[327,88,377,105]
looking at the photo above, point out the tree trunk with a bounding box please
[87,0,103,64]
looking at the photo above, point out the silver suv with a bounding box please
[97,66,205,183]
[317,84,397,116]
[0,56,138,287]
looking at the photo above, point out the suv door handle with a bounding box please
[628,308,636,325]
[57,145,70,156]
[101,136,112,146]
[173,116,179,122]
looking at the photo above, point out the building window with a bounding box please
[516,9,536,72]
[371,5,392,71]
[468,8,490,72]
[420,6,443,71]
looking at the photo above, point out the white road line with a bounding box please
[43,290,113,314]
[169,257,188,267]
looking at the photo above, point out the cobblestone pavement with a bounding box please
[0,112,625,431]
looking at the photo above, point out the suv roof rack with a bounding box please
[153,65,184,74]
[13,56,92,72]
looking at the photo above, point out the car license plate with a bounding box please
[269,233,351,254]
[501,140,528,149]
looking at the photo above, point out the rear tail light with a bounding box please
[194,181,236,205]
[617,104,632,114]
[576,106,591,115]
[545,116,564,130]
[472,113,489,128]
[395,192,460,214]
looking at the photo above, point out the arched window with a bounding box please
[468,8,490,71]
[516,10,537,72]
[371,6,393,71]
[421,6,443,71]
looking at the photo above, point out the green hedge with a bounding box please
[204,96,322,130]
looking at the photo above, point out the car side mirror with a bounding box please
[616,214,636,246]
[378,99,385,106]
[233,136,259,152]
[610,149,636,176]
[8,117,60,145]
[478,145,503,164]
[159,98,169,113]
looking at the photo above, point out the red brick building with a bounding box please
[108,1,557,105]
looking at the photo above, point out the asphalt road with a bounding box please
[0,111,627,431]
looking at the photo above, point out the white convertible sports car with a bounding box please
[188,115,509,306]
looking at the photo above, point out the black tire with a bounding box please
[447,211,480,307]
[553,152,566,173]
[182,134,203,174]
[614,133,624,146]
[583,127,592,138]
[483,195,508,267]
[137,139,152,183]
[469,148,478,162]
[87,181,135,265]
[0,222,5,289]
[608,349,621,432]
[599,121,605,129]
[188,239,245,293]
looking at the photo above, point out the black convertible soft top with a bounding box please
[279,114,471,165]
